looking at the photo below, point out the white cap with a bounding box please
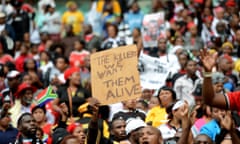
[6,70,20,78]
[172,100,185,111]
[125,118,146,135]
[0,12,6,18]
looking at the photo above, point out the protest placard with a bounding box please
[142,12,166,48]
[90,45,141,105]
[138,53,170,89]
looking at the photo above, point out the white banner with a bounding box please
[138,53,170,89]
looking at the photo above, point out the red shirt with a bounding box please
[226,91,240,110]
[15,54,31,72]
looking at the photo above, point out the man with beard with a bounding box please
[9,83,36,127]
[15,113,42,144]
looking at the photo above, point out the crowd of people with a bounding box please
[0,0,240,144]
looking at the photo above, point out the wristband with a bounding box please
[203,72,212,78]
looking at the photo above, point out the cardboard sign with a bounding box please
[138,53,170,89]
[142,12,166,48]
[91,45,141,105]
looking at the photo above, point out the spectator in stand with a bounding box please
[0,103,18,144]
[66,123,86,144]
[11,0,31,41]
[39,51,54,79]
[15,44,32,73]
[148,96,160,110]
[41,3,61,42]
[62,1,84,36]
[101,24,126,50]
[14,113,42,144]
[124,1,143,32]
[23,59,43,88]
[173,59,201,106]
[9,83,36,127]
[145,87,177,127]
[69,39,90,68]
[32,105,52,143]
[0,12,15,41]
[81,24,102,53]
[52,67,90,119]
[61,25,79,57]
[211,7,227,37]
[0,39,14,64]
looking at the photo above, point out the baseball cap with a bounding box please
[172,100,185,111]
[125,118,146,135]
[6,70,20,79]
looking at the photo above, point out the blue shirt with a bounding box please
[0,125,18,144]
[124,11,144,32]
[200,119,221,141]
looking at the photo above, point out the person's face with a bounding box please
[26,60,35,70]
[32,109,45,123]
[222,46,232,55]
[107,25,117,38]
[70,72,81,85]
[132,28,140,38]
[186,60,197,75]
[8,77,19,89]
[216,10,224,19]
[65,138,80,144]
[158,90,174,107]
[131,2,139,12]
[19,115,37,137]
[213,82,224,93]
[148,96,160,109]
[111,119,126,141]
[178,54,188,68]
[55,47,63,55]
[40,52,49,62]
[205,19,212,28]
[211,108,225,121]
[22,75,32,85]
[31,45,38,54]
[20,45,28,54]
[235,30,240,42]
[23,33,30,42]
[158,39,167,52]
[72,126,86,144]
[74,41,83,51]
[136,102,147,112]
[190,26,197,36]
[56,58,67,71]
[36,129,43,140]
[175,37,183,46]
[123,99,136,110]
[141,89,152,101]
[139,126,162,144]
[22,89,33,106]
[0,114,11,128]
[219,59,232,72]
[194,134,213,144]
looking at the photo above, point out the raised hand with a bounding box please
[200,49,218,72]
[220,111,233,131]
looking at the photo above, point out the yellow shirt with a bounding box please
[62,11,84,35]
[96,0,121,15]
[145,106,168,127]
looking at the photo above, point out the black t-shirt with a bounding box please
[57,86,90,117]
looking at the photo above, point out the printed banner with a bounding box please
[142,12,165,48]
[138,53,170,89]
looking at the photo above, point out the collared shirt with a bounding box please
[173,74,201,106]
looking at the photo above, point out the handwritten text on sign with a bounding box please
[91,45,141,105]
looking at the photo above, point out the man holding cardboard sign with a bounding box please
[90,45,142,105]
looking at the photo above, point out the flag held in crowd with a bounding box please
[36,86,57,106]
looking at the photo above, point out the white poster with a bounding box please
[138,53,170,89]
[142,12,166,48]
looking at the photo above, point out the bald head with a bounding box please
[194,134,213,144]
[139,126,162,144]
